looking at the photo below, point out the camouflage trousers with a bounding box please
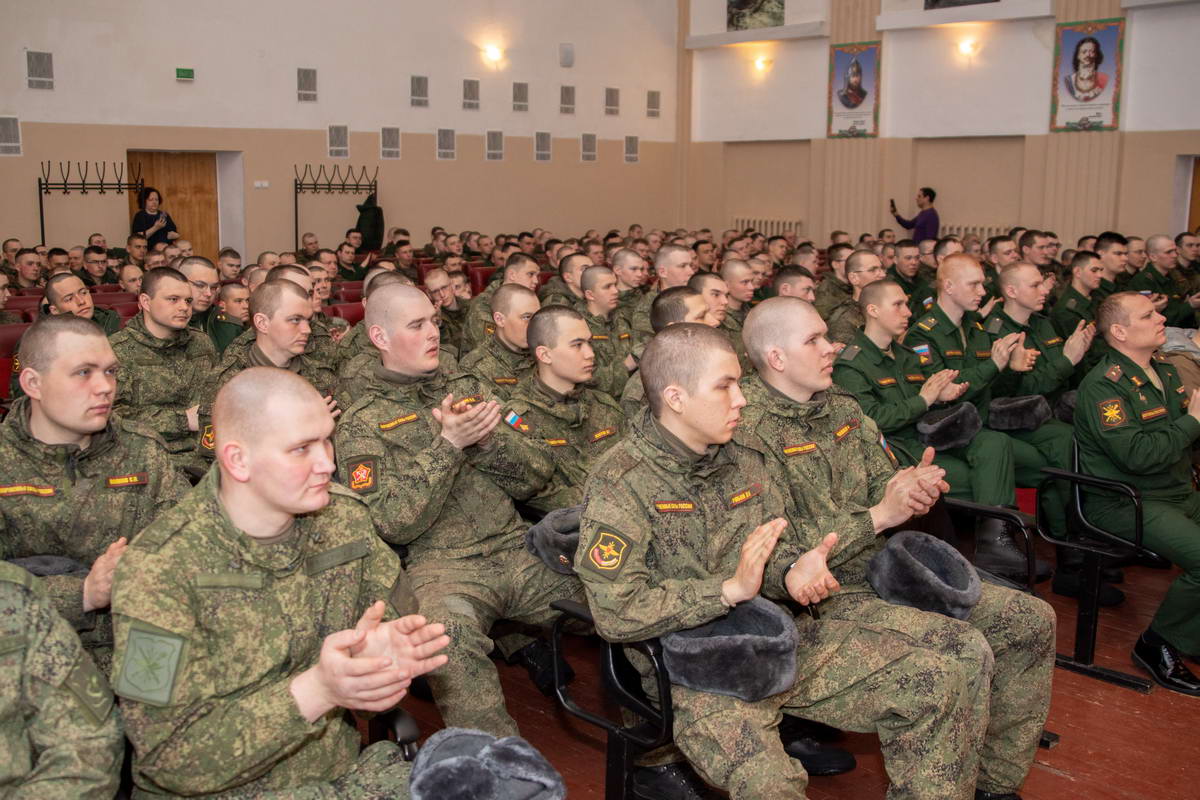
[671,583,1053,800]
[183,741,412,799]
[408,546,585,737]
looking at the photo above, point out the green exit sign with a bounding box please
[175,68,194,81]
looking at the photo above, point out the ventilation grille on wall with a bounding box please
[463,79,480,111]
[647,90,661,118]
[581,133,597,162]
[535,132,551,162]
[940,223,1010,240]
[27,51,53,90]
[437,128,455,160]
[381,127,400,159]
[485,131,504,161]
[732,217,804,237]
[512,81,529,112]
[297,68,317,102]
[328,125,348,158]
[560,85,575,114]
[411,75,429,107]
[0,118,21,156]
[624,136,639,164]
[605,87,620,116]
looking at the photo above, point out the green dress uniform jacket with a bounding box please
[0,563,123,798]
[504,376,624,512]
[888,267,935,321]
[0,399,187,664]
[208,311,246,357]
[1050,286,1095,338]
[112,468,416,797]
[109,312,217,460]
[1127,266,1195,328]
[983,309,1074,401]
[904,304,1001,423]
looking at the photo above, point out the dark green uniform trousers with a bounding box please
[894,429,1017,508]
[1088,491,1200,655]
[1004,420,1073,541]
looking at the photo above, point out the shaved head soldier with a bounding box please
[630,245,698,346]
[45,272,121,333]
[1,315,187,672]
[109,266,217,469]
[580,265,637,396]
[461,252,542,352]
[114,368,448,795]
[540,252,591,311]
[425,266,467,354]
[825,250,885,346]
[209,281,251,356]
[620,287,718,419]
[334,285,585,736]
[460,284,540,401]
[179,256,222,341]
[735,298,1054,799]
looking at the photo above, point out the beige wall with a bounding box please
[1,123,678,256]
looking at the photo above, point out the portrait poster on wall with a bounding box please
[727,0,784,31]
[828,41,881,138]
[924,0,999,8]
[1050,18,1124,132]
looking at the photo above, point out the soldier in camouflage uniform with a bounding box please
[459,284,539,401]
[812,243,853,319]
[334,285,584,737]
[610,247,650,331]
[540,252,591,311]
[504,306,624,513]
[461,254,542,353]
[579,266,636,397]
[196,280,339,462]
[825,250,886,346]
[0,561,123,797]
[112,368,449,797]
[580,323,1008,800]
[45,273,122,334]
[424,266,468,355]
[619,287,714,420]
[209,282,250,356]
[0,316,187,673]
[109,267,216,468]
[630,245,698,347]
[265,264,342,371]
[178,256,223,342]
[738,298,1055,800]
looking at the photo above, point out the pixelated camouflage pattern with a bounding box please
[461,282,501,353]
[628,287,660,349]
[825,297,866,346]
[0,562,123,798]
[813,275,852,319]
[0,398,188,670]
[504,375,625,512]
[109,311,216,455]
[112,468,415,797]
[581,309,635,397]
[459,335,536,402]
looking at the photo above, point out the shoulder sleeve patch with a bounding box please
[64,652,115,726]
[346,456,378,494]
[579,526,634,581]
[985,317,1004,335]
[1096,397,1128,428]
[836,344,860,362]
[114,619,187,707]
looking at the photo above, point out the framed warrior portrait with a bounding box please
[828,41,881,139]
[1051,18,1125,132]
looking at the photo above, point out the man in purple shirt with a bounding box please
[892,187,941,244]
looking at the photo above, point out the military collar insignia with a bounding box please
[1104,364,1123,382]
[591,334,610,341]
[729,483,762,508]
[379,412,419,430]
[783,442,817,456]
[107,472,148,488]
[985,317,1004,335]
[1129,374,1144,388]
[837,344,860,362]
[494,376,518,385]
[654,501,695,513]
[905,373,926,383]
[619,332,631,340]
[876,377,897,386]
[201,425,215,451]
[10,355,19,374]
[0,484,55,498]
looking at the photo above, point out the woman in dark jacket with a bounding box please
[131,186,179,248]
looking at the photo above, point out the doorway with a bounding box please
[1190,158,1200,234]
[127,151,219,260]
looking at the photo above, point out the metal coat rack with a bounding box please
[293,164,379,249]
[36,161,144,245]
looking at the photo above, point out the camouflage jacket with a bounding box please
[335,349,459,413]
[504,375,625,512]
[0,398,187,639]
[719,306,753,373]
[439,302,469,356]
[459,335,535,401]
[0,563,123,798]
[583,309,634,397]
[334,364,554,562]
[577,409,803,643]
[461,282,501,353]
[735,376,895,594]
[111,468,413,796]
[109,312,216,452]
[629,287,661,348]
[814,275,852,319]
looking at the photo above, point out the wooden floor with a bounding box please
[399,539,1199,799]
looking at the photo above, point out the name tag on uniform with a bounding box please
[379,413,419,430]
[905,374,926,383]
[876,377,897,387]
[494,377,518,385]
[945,350,963,357]
[783,442,817,456]
[107,472,148,488]
[729,484,762,508]
[544,438,568,447]
[654,501,694,513]
[0,484,55,498]
[975,351,991,359]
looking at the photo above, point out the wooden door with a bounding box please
[1190,158,1200,235]
[127,151,219,260]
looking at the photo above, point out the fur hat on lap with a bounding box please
[867,530,982,620]
[7,555,89,577]
[988,395,1051,432]
[524,505,583,575]
[916,402,982,451]
[661,596,798,702]
[1054,389,1077,424]
[410,728,566,800]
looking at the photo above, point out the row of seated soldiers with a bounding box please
[2,221,1197,797]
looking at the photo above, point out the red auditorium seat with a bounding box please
[469,267,496,296]
[335,287,362,303]
[0,322,30,398]
[15,287,44,297]
[325,303,364,325]
[92,284,123,293]
[538,271,554,287]
[94,292,137,307]
[110,302,140,318]
[6,296,43,311]
[20,308,41,323]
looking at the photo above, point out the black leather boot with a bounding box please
[974,518,1051,583]
[1132,630,1200,696]
[631,762,722,800]
[508,639,574,698]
